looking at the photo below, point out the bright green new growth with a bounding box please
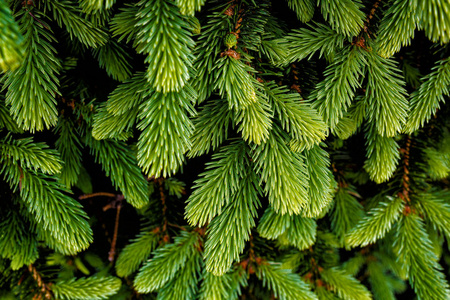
[0,209,38,270]
[346,196,404,247]
[376,0,418,58]
[257,262,317,300]
[135,0,194,92]
[252,127,309,215]
[406,57,450,133]
[203,170,260,275]
[318,0,364,38]
[311,45,366,130]
[2,8,60,132]
[115,229,160,277]
[320,268,372,300]
[394,214,450,299]
[1,0,450,299]
[364,124,400,184]
[0,1,23,71]
[51,277,122,300]
[365,50,409,137]
[134,231,200,293]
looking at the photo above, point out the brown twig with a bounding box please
[79,192,116,200]
[28,264,52,300]
[108,199,122,262]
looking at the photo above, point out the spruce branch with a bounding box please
[134,231,200,293]
[376,0,418,58]
[186,140,249,227]
[286,0,315,23]
[135,0,194,92]
[203,169,261,275]
[51,276,122,300]
[252,127,309,215]
[364,123,400,183]
[394,213,450,299]
[257,262,317,300]
[2,7,60,132]
[318,0,365,38]
[311,45,366,130]
[417,0,450,44]
[282,23,345,64]
[43,0,108,48]
[365,50,408,137]
[346,196,404,248]
[320,267,371,300]
[136,85,196,178]
[405,57,450,133]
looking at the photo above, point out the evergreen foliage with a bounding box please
[1,0,450,299]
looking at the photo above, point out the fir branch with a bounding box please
[367,261,396,300]
[282,23,345,64]
[302,144,334,218]
[417,0,450,44]
[54,117,83,187]
[157,251,202,299]
[264,81,327,151]
[176,0,206,16]
[283,216,317,251]
[2,8,60,132]
[365,50,408,137]
[251,127,309,215]
[214,56,258,110]
[258,207,291,240]
[394,214,450,299]
[51,276,122,300]
[198,270,234,300]
[416,192,450,242]
[0,135,62,175]
[85,135,150,208]
[0,210,38,270]
[364,123,400,184]
[320,267,371,300]
[235,89,273,145]
[92,39,132,82]
[116,228,161,277]
[79,0,116,13]
[92,72,150,140]
[136,86,196,178]
[192,5,230,103]
[134,231,200,293]
[110,4,140,43]
[188,98,233,158]
[0,97,22,133]
[0,161,93,254]
[0,1,24,71]
[43,0,108,48]
[311,45,366,130]
[318,0,365,38]
[135,0,194,92]
[258,207,316,250]
[330,186,364,246]
[346,196,404,248]
[186,140,249,226]
[376,0,418,58]
[286,0,315,23]
[203,169,261,276]
[405,57,450,133]
[257,262,317,300]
